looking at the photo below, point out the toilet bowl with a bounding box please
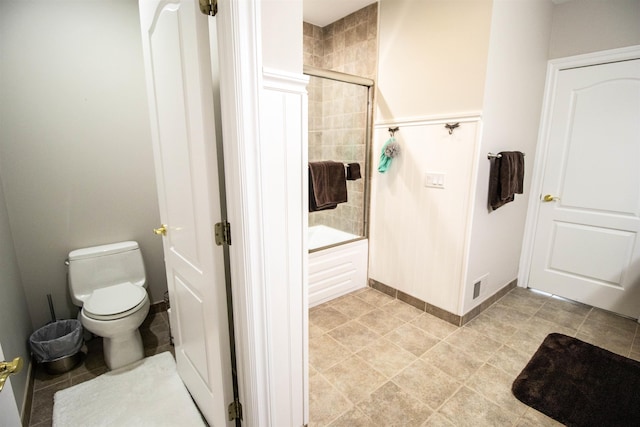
[80,283,150,369]
[67,241,150,370]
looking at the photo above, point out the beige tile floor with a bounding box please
[309,286,640,426]
[28,310,173,427]
[25,289,640,426]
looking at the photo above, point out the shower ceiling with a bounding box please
[303,0,377,27]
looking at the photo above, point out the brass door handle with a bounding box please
[153,224,168,236]
[0,357,23,393]
[542,194,560,202]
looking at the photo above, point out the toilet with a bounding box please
[67,241,150,370]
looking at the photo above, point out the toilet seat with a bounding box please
[83,282,147,321]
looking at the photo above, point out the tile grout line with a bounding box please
[310,287,638,426]
[573,306,593,338]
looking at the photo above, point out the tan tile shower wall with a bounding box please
[304,4,378,79]
[304,4,378,236]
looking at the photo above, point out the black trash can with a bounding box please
[29,319,83,374]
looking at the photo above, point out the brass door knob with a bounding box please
[0,357,23,393]
[153,224,168,236]
[543,194,560,202]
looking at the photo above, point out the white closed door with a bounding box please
[529,58,640,318]
[139,1,234,426]
[0,342,21,427]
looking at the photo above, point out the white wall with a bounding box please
[371,0,554,316]
[464,0,637,314]
[464,0,553,314]
[372,0,492,315]
[0,168,33,415]
[369,120,480,314]
[262,0,303,73]
[549,0,640,59]
[376,0,493,121]
[0,0,167,328]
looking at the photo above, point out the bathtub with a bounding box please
[308,225,368,307]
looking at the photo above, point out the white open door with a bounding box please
[0,342,21,427]
[528,58,640,318]
[138,1,234,425]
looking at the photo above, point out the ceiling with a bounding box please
[303,0,377,27]
[303,0,569,28]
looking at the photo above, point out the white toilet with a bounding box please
[67,241,150,370]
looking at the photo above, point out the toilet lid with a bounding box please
[83,282,146,317]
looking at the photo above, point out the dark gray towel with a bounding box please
[346,163,361,180]
[309,161,347,212]
[489,151,524,211]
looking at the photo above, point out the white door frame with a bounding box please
[215,0,307,425]
[518,45,640,290]
[215,0,269,424]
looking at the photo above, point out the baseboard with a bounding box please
[460,280,517,325]
[149,300,168,314]
[368,278,517,326]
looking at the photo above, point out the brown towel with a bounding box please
[346,163,361,180]
[309,161,347,212]
[489,151,524,211]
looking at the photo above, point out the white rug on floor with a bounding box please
[53,352,206,427]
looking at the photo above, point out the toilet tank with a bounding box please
[68,241,147,306]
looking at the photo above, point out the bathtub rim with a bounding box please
[309,235,367,254]
[308,224,366,253]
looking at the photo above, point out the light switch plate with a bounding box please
[424,172,445,189]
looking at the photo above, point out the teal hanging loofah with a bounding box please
[378,137,401,173]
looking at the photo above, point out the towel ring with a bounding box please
[388,127,399,137]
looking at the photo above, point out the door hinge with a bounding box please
[215,221,231,246]
[198,0,218,16]
[228,398,243,421]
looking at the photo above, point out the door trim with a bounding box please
[216,1,307,425]
[215,0,269,425]
[518,45,640,289]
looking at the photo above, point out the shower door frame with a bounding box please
[303,65,375,246]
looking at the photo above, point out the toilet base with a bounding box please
[79,295,150,370]
[103,329,145,370]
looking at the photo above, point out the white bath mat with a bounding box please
[53,352,205,427]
